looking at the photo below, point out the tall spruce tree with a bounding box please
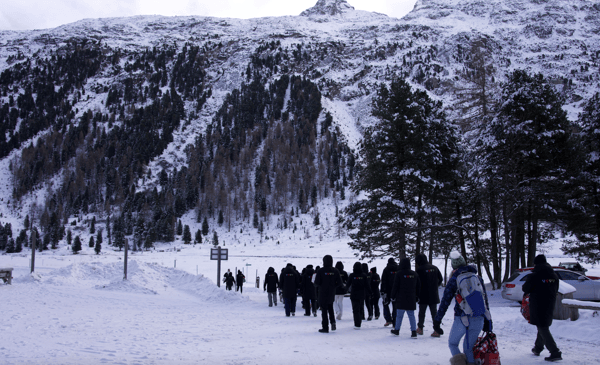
[345,78,459,259]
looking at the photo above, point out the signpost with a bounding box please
[210,246,228,287]
[30,230,36,273]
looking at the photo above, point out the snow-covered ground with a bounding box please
[2,240,600,365]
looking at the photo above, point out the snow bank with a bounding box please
[12,260,248,303]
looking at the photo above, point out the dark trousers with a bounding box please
[284,295,297,316]
[304,297,316,315]
[321,303,336,330]
[237,285,243,293]
[352,298,365,327]
[369,296,381,318]
[535,326,560,355]
[364,296,372,318]
[383,298,397,323]
[418,302,438,329]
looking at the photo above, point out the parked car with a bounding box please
[501,267,600,302]
[558,261,587,274]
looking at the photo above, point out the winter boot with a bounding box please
[449,353,467,365]
[331,323,336,331]
[304,313,311,316]
[367,315,373,321]
[292,312,295,316]
[318,328,329,333]
[313,311,317,317]
[390,329,399,336]
[384,321,393,327]
[431,330,441,337]
[532,348,542,356]
[416,327,423,335]
[411,330,417,338]
[544,352,562,362]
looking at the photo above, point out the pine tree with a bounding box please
[253,212,259,229]
[345,78,459,260]
[202,217,209,236]
[195,229,202,244]
[218,210,224,226]
[212,231,219,246]
[183,225,192,244]
[90,216,96,234]
[314,213,320,226]
[66,230,72,246]
[72,235,82,254]
[89,236,95,248]
[94,236,102,254]
[176,219,183,235]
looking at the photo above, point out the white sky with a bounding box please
[0,0,418,31]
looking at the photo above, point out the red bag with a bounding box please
[521,293,530,323]
[473,331,501,365]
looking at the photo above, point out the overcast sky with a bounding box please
[0,0,418,31]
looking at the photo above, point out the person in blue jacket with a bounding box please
[433,252,491,365]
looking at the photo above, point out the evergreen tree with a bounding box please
[15,237,22,253]
[212,231,219,246]
[94,236,102,255]
[97,229,103,246]
[202,217,209,236]
[90,216,96,234]
[345,78,459,259]
[218,210,224,226]
[89,236,95,248]
[66,230,72,246]
[183,224,192,244]
[253,212,259,229]
[72,235,82,254]
[195,229,202,244]
[314,213,320,226]
[176,219,183,235]
[5,238,15,253]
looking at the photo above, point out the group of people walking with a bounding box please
[223,269,245,293]
[260,252,563,364]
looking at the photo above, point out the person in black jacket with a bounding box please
[362,263,372,320]
[390,258,420,338]
[314,255,342,333]
[224,270,236,291]
[301,265,317,316]
[347,262,372,329]
[264,267,279,307]
[369,267,381,320]
[280,263,300,317]
[236,270,245,293]
[381,258,399,326]
[415,253,443,335]
[334,261,348,320]
[522,254,562,362]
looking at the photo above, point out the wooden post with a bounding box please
[30,230,36,273]
[217,246,222,288]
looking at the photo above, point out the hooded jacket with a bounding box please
[381,259,399,295]
[434,264,490,322]
[264,267,279,292]
[522,259,559,327]
[236,270,245,287]
[347,262,372,301]
[370,267,381,298]
[415,253,443,305]
[314,255,342,305]
[390,258,420,310]
[300,265,317,299]
[280,264,300,298]
[335,261,349,295]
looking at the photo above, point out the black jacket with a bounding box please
[415,253,443,305]
[301,266,317,299]
[381,260,399,295]
[280,264,300,298]
[314,255,342,305]
[370,269,381,299]
[522,263,559,327]
[224,272,235,285]
[391,258,421,311]
[236,271,245,287]
[347,262,372,301]
[264,267,279,292]
[335,261,349,295]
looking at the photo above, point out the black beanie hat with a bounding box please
[534,254,547,265]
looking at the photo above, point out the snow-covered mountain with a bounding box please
[0,0,598,230]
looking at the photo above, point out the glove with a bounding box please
[433,320,444,335]
[483,318,493,332]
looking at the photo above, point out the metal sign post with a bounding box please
[30,230,36,273]
[124,238,129,280]
[210,246,228,287]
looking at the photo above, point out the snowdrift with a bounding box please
[13,260,248,303]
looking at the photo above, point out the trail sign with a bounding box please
[210,246,228,287]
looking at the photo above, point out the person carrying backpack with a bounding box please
[433,252,492,365]
[522,254,562,362]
